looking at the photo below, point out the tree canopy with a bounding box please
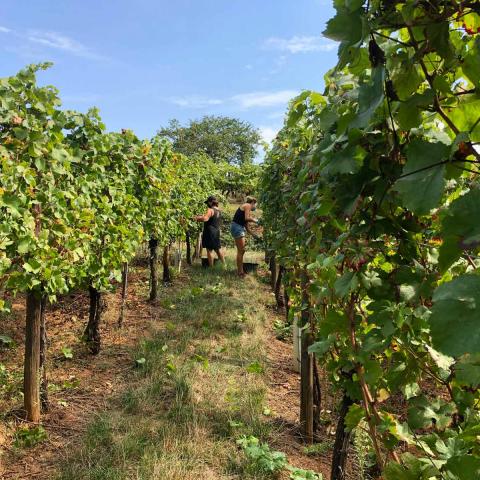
[157,116,261,166]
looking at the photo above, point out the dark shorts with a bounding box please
[230,222,246,239]
[202,226,221,251]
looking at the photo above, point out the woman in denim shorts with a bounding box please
[230,196,258,277]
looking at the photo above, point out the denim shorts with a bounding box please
[230,222,246,239]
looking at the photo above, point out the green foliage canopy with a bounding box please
[158,116,262,166]
[260,1,480,477]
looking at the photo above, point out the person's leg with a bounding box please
[234,237,246,276]
[215,248,225,264]
[207,249,214,267]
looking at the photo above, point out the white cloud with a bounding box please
[168,95,223,108]
[259,126,279,145]
[27,30,104,59]
[264,36,337,54]
[165,90,296,111]
[232,90,298,109]
[0,26,105,60]
[245,64,253,70]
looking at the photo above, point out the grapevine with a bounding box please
[261,1,480,478]
[0,64,215,421]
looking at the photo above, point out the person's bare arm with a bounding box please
[243,204,258,224]
[194,208,213,222]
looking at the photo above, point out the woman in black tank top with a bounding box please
[195,196,225,267]
[230,196,258,277]
[232,207,247,227]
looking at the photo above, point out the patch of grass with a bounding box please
[303,441,334,457]
[57,252,273,480]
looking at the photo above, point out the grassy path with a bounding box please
[2,251,335,479]
[56,253,298,480]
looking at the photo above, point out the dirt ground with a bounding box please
[0,266,159,478]
[1,260,356,480]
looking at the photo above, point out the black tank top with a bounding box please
[205,208,221,229]
[232,207,246,227]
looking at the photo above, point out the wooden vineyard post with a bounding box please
[84,285,105,355]
[331,394,353,480]
[163,245,171,284]
[313,360,322,432]
[274,265,285,308]
[149,238,159,301]
[24,290,42,422]
[186,231,192,265]
[192,234,198,261]
[269,254,277,291]
[195,233,202,261]
[175,239,182,274]
[298,270,319,443]
[24,201,43,421]
[284,279,290,321]
[118,262,129,327]
[39,295,49,411]
[300,327,315,443]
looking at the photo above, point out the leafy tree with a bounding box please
[215,162,261,196]
[158,116,261,166]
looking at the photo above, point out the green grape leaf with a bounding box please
[350,66,385,129]
[344,403,364,431]
[426,345,454,372]
[430,274,480,357]
[446,99,480,142]
[445,455,480,479]
[0,193,22,215]
[393,139,448,215]
[396,90,434,131]
[426,21,454,60]
[462,37,480,89]
[308,338,333,357]
[384,453,439,480]
[454,354,480,387]
[397,102,422,130]
[407,396,456,431]
[17,237,32,254]
[319,310,349,336]
[323,8,363,44]
[392,63,423,101]
[439,189,480,272]
[334,271,358,297]
[324,145,366,174]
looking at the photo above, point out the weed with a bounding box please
[288,466,323,480]
[0,334,15,348]
[237,435,288,474]
[237,435,323,480]
[273,318,291,340]
[14,425,47,448]
[61,346,73,359]
[0,363,10,387]
[62,377,80,389]
[246,361,264,374]
[135,357,146,367]
[303,441,333,456]
[353,421,377,480]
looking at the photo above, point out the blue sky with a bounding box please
[0,1,337,148]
